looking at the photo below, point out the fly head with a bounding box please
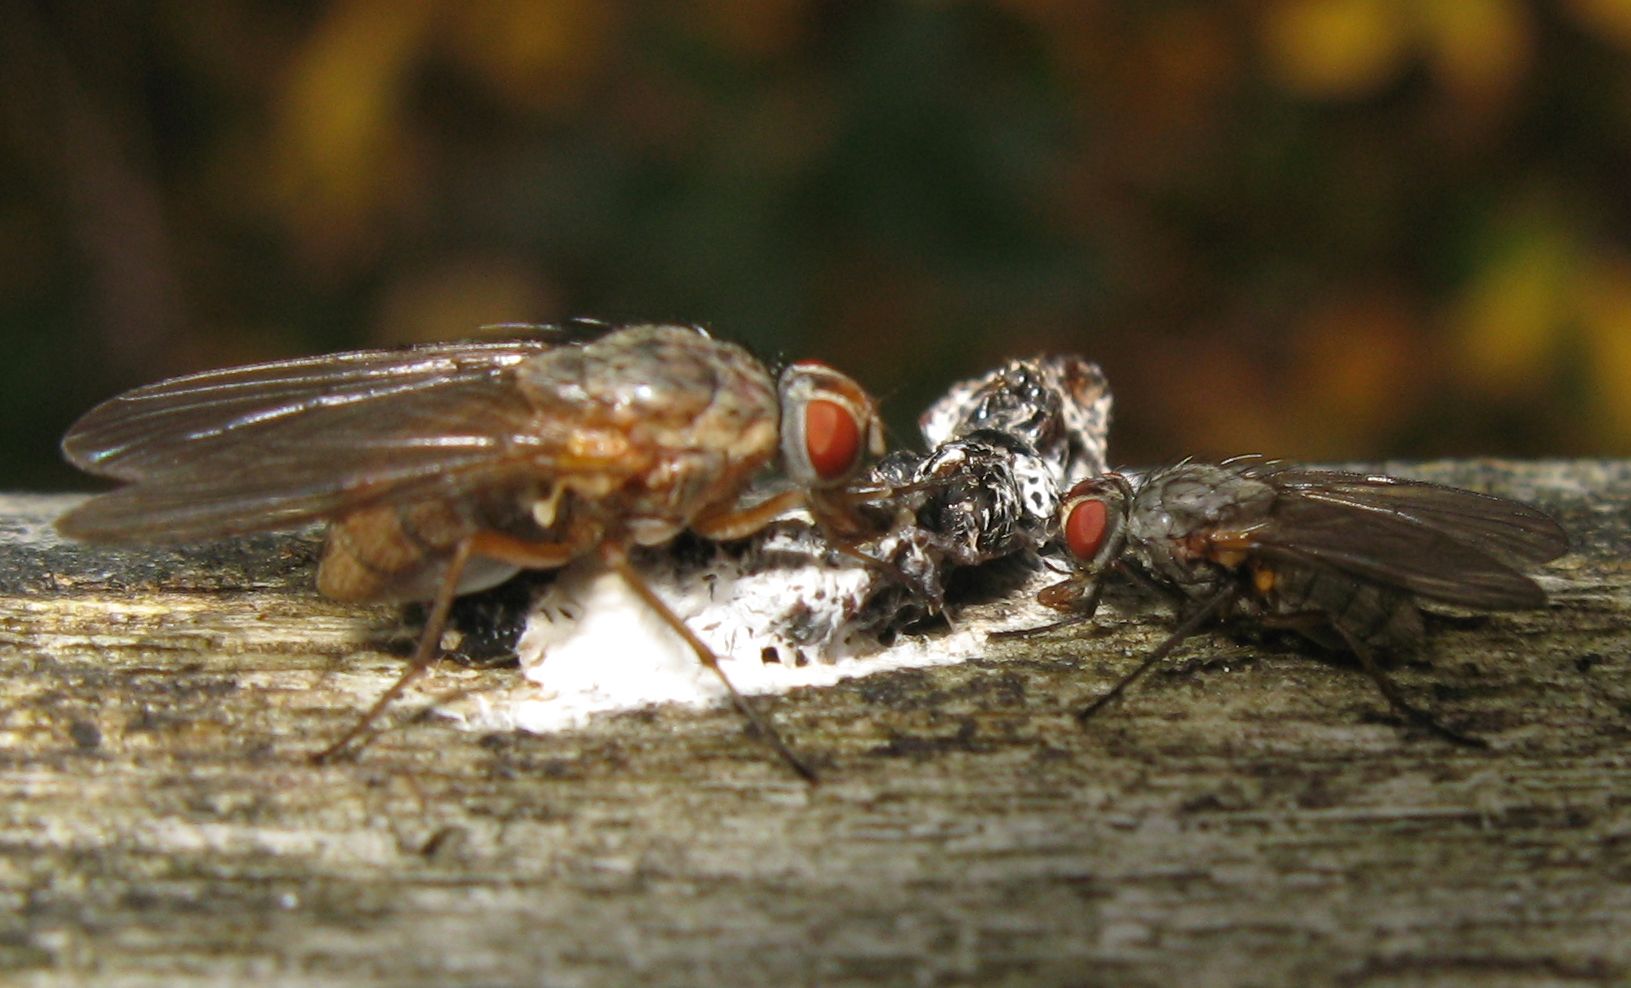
[1036,473,1134,616]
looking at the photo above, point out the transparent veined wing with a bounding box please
[1239,466,1566,609]
[1259,464,1568,566]
[62,338,559,480]
[54,332,673,543]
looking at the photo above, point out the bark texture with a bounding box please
[0,460,1626,987]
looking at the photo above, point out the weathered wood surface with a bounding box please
[0,460,1626,987]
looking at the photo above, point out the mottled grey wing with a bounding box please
[1242,467,1566,609]
[58,340,560,542]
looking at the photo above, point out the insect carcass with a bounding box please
[56,322,886,777]
[1015,456,1568,743]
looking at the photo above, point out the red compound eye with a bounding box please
[1064,497,1109,560]
[803,398,861,481]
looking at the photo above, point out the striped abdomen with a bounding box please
[317,492,532,603]
[1260,563,1425,654]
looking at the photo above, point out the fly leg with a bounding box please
[689,489,807,541]
[693,482,925,603]
[602,548,819,783]
[1077,584,1239,725]
[312,532,582,763]
[992,557,1120,641]
[988,605,1098,641]
[1332,626,1488,749]
[316,537,480,762]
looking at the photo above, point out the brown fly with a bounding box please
[1001,456,1568,744]
[57,321,888,780]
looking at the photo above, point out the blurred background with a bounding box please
[6,0,1631,491]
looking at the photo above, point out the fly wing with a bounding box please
[1239,466,1566,609]
[63,338,556,479]
[57,338,591,543]
[1263,465,1569,564]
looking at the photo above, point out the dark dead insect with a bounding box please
[1003,456,1569,745]
[57,320,889,780]
[854,355,1114,619]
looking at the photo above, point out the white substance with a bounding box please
[453,552,1057,734]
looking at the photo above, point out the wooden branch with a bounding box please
[2,460,1627,985]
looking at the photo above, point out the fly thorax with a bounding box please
[1157,467,1275,531]
[1140,543,1231,599]
[633,372,778,477]
[517,324,780,475]
[665,451,744,519]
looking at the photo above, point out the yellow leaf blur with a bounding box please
[445,0,618,110]
[1260,0,1410,99]
[372,256,558,346]
[1450,229,1573,397]
[1564,0,1631,51]
[1289,293,1423,456]
[1415,0,1532,106]
[1576,258,1631,449]
[1142,333,1302,458]
[271,1,437,249]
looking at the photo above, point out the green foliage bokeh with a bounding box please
[6,1,1631,490]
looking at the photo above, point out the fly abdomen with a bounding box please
[1266,564,1425,654]
[318,494,528,603]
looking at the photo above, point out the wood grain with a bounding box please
[0,461,1626,987]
